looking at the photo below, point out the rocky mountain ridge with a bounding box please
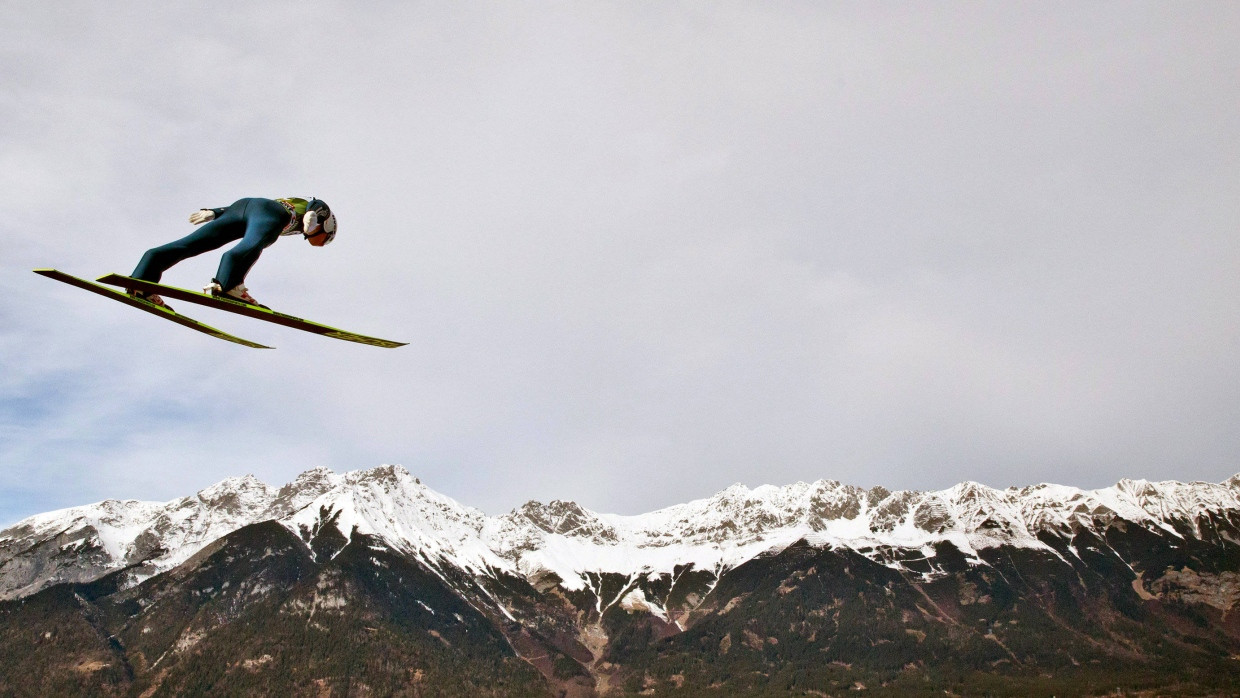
[2,465,1239,695]
[3,465,1237,602]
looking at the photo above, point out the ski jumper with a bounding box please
[132,197,310,290]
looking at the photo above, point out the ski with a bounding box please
[34,269,272,349]
[96,274,407,349]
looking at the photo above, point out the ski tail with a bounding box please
[34,269,273,349]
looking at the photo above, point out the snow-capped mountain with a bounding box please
[3,466,1239,696]
[0,467,339,599]
[3,465,1237,602]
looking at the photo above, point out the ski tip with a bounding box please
[34,268,75,283]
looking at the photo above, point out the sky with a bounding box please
[2,2,1239,526]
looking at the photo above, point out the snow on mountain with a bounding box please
[253,466,1240,596]
[0,469,338,599]
[280,464,513,576]
[2,465,1238,601]
[493,480,883,591]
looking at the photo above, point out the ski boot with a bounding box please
[204,281,268,309]
[128,289,173,311]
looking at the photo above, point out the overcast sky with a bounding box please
[2,2,1238,525]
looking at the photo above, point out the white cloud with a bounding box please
[3,2,1239,525]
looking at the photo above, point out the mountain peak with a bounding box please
[510,499,615,540]
[196,473,268,495]
[715,482,752,499]
[345,463,417,486]
[284,466,339,489]
[194,474,275,515]
[1115,477,1161,498]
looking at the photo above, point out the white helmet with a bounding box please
[303,198,336,246]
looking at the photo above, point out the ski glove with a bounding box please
[189,209,216,225]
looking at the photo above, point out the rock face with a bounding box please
[2,467,1239,696]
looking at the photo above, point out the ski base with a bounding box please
[96,274,407,348]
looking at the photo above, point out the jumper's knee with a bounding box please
[134,245,180,280]
[140,247,168,266]
[218,246,262,288]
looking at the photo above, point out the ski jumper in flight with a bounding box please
[130,197,336,309]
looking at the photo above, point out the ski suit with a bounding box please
[132,197,310,290]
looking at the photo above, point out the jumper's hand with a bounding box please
[189,209,215,225]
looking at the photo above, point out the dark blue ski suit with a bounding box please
[133,197,303,290]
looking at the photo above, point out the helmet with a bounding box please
[304,198,336,247]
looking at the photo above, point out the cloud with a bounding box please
[3,2,1239,525]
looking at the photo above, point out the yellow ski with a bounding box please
[34,269,272,349]
[97,274,406,348]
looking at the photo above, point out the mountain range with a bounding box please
[2,465,1238,696]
